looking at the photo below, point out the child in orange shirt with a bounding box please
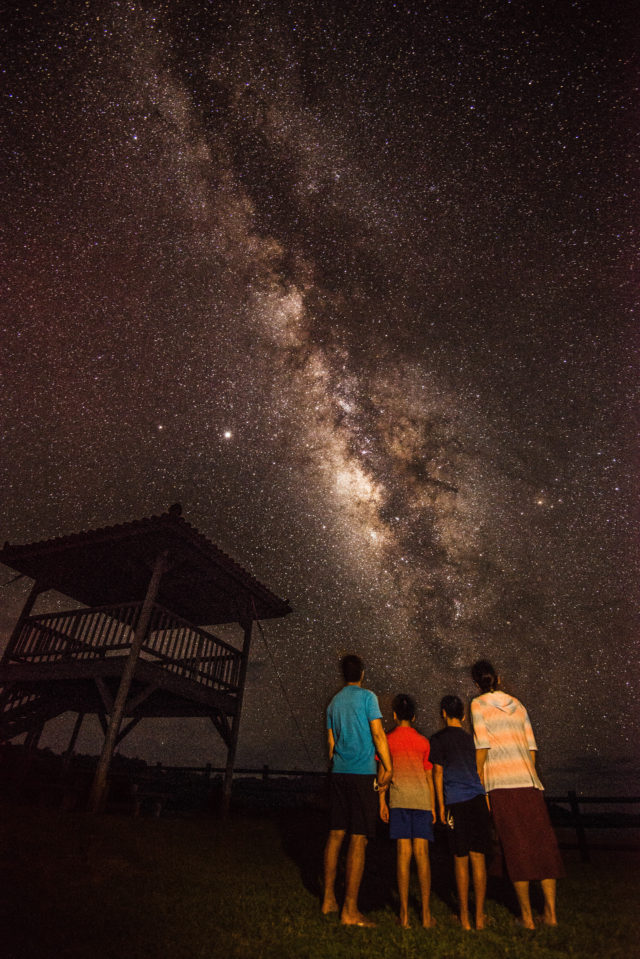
[378,694,435,928]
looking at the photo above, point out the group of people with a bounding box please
[321,655,564,930]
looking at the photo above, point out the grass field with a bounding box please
[0,801,637,959]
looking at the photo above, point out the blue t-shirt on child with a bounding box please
[327,685,382,775]
[429,725,485,805]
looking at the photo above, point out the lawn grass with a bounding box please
[0,801,636,959]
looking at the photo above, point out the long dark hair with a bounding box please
[471,659,498,693]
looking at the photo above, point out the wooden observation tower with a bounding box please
[0,505,291,810]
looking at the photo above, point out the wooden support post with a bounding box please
[2,579,43,664]
[88,551,169,812]
[222,616,253,816]
[568,790,590,863]
[64,712,84,759]
[24,719,44,752]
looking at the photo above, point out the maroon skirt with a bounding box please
[489,787,565,882]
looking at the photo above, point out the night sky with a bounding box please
[2,1,637,791]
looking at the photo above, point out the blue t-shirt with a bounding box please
[326,685,382,774]
[429,725,485,805]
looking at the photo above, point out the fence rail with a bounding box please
[546,790,640,862]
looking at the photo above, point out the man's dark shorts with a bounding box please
[329,773,378,838]
[447,793,493,858]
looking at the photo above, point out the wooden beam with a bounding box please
[88,550,170,812]
[209,710,232,748]
[125,683,157,713]
[1,579,43,664]
[222,615,253,814]
[65,712,85,756]
[0,681,15,712]
[24,718,45,751]
[94,677,114,713]
[115,716,142,746]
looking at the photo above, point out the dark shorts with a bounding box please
[329,773,378,838]
[447,793,493,858]
[389,808,434,841]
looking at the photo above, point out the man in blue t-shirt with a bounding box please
[322,654,393,927]
[430,694,492,931]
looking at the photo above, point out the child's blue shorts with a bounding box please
[389,808,434,841]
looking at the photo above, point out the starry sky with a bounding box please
[2,0,637,792]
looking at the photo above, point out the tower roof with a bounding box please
[0,505,291,625]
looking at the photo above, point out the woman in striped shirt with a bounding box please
[470,660,564,929]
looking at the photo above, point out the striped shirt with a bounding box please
[471,691,543,792]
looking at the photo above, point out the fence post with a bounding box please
[568,790,590,863]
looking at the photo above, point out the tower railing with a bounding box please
[9,603,242,692]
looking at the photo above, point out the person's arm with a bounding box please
[425,766,435,817]
[327,727,335,762]
[377,761,390,822]
[475,747,490,810]
[433,764,446,824]
[370,718,393,787]
[475,747,488,786]
[523,706,539,777]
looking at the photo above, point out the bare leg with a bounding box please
[513,880,534,929]
[454,855,471,929]
[469,851,487,929]
[541,878,557,925]
[322,829,345,914]
[413,838,435,928]
[342,834,374,926]
[396,839,412,927]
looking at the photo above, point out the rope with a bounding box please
[251,600,316,768]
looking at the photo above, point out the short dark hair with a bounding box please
[392,693,415,721]
[471,659,498,693]
[440,694,464,720]
[341,654,364,683]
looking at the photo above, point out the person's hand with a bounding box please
[377,766,393,789]
[380,803,389,824]
[439,812,446,826]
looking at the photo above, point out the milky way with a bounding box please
[2,1,637,788]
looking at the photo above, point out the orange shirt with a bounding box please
[386,725,433,810]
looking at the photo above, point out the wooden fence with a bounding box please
[151,765,640,860]
[2,743,639,854]
[545,790,640,862]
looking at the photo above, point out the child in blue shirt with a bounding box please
[430,695,492,930]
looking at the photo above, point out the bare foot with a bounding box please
[459,915,472,931]
[341,911,376,927]
[422,914,437,929]
[398,913,411,929]
[515,916,535,931]
[542,908,558,926]
[321,897,339,915]
[475,914,486,930]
